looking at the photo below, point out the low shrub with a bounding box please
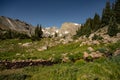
[92,34,103,40]
[74,59,86,65]
[68,52,83,62]
[97,48,107,53]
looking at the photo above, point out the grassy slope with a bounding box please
[0,39,120,80]
[0,56,120,80]
[0,38,109,60]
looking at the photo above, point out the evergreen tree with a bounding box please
[101,1,112,26]
[92,13,101,31]
[75,18,92,37]
[84,18,92,37]
[114,0,120,24]
[108,16,118,36]
[76,25,84,37]
[54,32,58,37]
[34,24,43,40]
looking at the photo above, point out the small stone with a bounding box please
[83,52,89,59]
[16,53,21,56]
[88,47,94,52]
[114,49,120,56]
[62,57,70,62]
[37,46,48,51]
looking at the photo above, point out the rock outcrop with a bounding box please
[0,16,35,36]
[42,22,81,38]
[59,22,81,36]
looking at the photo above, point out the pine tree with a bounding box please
[114,0,120,24]
[108,16,118,36]
[92,13,101,31]
[39,25,43,38]
[34,24,43,40]
[75,18,92,37]
[84,18,92,37]
[76,25,84,37]
[101,1,112,26]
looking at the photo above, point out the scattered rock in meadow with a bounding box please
[62,57,70,62]
[22,42,31,47]
[16,53,21,56]
[90,52,102,59]
[92,40,100,45]
[116,33,120,38]
[114,49,120,56]
[87,47,94,52]
[37,46,48,51]
[83,52,89,59]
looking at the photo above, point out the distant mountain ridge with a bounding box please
[0,16,35,36]
[0,16,81,38]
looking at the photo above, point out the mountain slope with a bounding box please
[0,16,35,36]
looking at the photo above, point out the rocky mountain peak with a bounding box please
[0,16,35,36]
[0,16,81,38]
[42,22,81,38]
[60,22,81,36]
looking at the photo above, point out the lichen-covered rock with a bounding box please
[87,47,94,52]
[22,42,31,47]
[37,46,48,51]
[83,52,89,59]
[89,52,102,59]
[114,49,120,56]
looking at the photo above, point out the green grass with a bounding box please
[0,39,120,80]
[0,39,120,61]
[0,56,120,80]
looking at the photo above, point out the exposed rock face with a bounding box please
[42,27,59,37]
[59,22,81,36]
[42,22,81,38]
[0,16,81,38]
[0,16,35,36]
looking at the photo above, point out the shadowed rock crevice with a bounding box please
[0,60,57,69]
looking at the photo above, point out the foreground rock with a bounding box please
[114,49,120,56]
[83,51,103,61]
[37,46,48,51]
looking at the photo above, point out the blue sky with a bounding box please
[0,0,114,27]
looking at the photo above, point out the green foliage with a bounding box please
[92,34,103,40]
[54,32,58,37]
[75,18,92,37]
[0,74,30,80]
[53,55,62,63]
[32,24,43,41]
[74,59,86,66]
[97,48,107,53]
[101,1,112,26]
[107,41,120,52]
[68,52,83,62]
[2,55,119,80]
[0,29,30,40]
[92,13,101,31]
[75,13,101,38]
[108,16,119,36]
[114,0,120,24]
[0,39,120,80]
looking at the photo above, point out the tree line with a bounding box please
[0,24,43,40]
[75,0,120,38]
